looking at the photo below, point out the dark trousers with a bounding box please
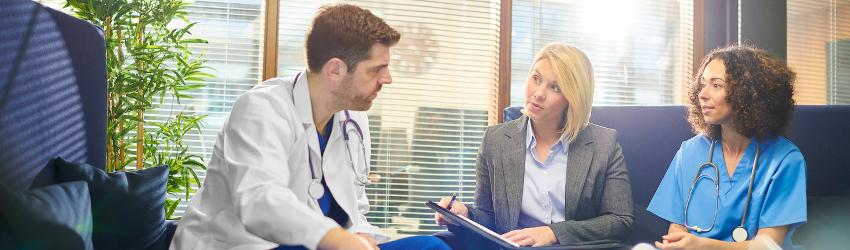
[433,225,500,250]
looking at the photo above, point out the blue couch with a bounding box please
[0,1,176,249]
[505,105,850,248]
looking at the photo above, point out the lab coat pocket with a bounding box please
[354,181,370,216]
[355,181,367,200]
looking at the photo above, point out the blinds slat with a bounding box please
[788,0,850,104]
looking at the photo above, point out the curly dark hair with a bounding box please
[687,44,796,140]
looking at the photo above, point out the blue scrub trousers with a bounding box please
[274,234,449,250]
[273,180,450,250]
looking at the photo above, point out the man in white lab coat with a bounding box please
[170,4,451,250]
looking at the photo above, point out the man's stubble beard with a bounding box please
[332,76,373,111]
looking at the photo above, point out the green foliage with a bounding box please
[146,112,207,219]
[64,0,211,219]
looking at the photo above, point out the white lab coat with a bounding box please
[170,71,388,250]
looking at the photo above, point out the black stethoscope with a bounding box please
[683,139,760,242]
[291,72,373,200]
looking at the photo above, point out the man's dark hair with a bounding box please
[305,4,400,73]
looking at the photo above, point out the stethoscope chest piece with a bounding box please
[309,180,325,199]
[732,226,748,242]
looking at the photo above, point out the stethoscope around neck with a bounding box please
[683,139,760,242]
[305,110,372,200]
[291,72,378,200]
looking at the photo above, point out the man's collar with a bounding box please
[293,70,314,130]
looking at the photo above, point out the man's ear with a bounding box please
[322,58,348,82]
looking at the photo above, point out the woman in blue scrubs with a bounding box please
[648,44,806,250]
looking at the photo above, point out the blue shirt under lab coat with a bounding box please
[647,134,807,249]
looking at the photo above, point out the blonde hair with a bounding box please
[531,42,595,143]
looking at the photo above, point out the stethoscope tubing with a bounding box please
[291,72,369,187]
[683,138,760,237]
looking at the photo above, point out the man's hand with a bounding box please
[434,196,469,226]
[317,228,377,250]
[356,233,379,250]
[501,226,558,247]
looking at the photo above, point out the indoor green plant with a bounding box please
[63,0,212,219]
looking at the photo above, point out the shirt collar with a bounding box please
[525,118,567,153]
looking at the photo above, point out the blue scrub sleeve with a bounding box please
[759,150,807,228]
[647,143,686,225]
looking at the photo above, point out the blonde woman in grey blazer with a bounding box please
[435,43,634,248]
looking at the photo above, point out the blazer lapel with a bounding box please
[500,116,528,230]
[563,126,594,219]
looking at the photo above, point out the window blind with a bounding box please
[276,0,501,239]
[787,0,850,104]
[509,0,693,106]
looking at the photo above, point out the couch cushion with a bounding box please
[588,106,693,207]
[0,180,93,250]
[53,158,168,250]
[787,106,850,198]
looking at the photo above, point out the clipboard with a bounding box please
[426,201,624,250]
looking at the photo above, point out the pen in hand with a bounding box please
[446,193,457,210]
[435,193,460,226]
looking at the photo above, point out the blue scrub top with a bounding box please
[647,134,807,249]
[317,115,349,226]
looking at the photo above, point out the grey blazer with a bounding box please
[467,116,634,245]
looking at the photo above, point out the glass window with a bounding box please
[788,0,850,104]
[510,0,694,106]
[169,0,266,216]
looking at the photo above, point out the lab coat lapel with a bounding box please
[293,71,322,162]
[323,112,357,227]
[563,127,594,219]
